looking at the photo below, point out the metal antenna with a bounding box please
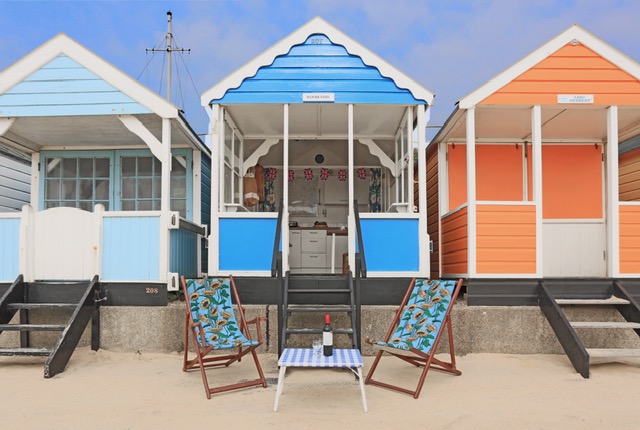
[146,11,190,102]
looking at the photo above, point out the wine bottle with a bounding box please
[323,314,333,356]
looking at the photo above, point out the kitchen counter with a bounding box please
[290,226,348,236]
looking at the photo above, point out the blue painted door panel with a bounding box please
[102,216,160,281]
[219,218,277,271]
[360,219,419,272]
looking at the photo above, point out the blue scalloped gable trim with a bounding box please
[213,34,424,105]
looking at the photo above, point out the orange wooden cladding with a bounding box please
[476,205,536,274]
[447,143,467,209]
[476,145,524,201]
[542,145,603,219]
[619,206,640,273]
[481,43,640,106]
[441,206,468,275]
[426,146,440,279]
[619,149,640,201]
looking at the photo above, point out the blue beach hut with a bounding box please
[0,34,210,301]
[201,17,434,279]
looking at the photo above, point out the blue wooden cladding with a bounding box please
[170,229,199,279]
[212,34,423,105]
[360,218,420,272]
[219,218,278,271]
[0,218,20,281]
[0,54,151,116]
[102,216,160,281]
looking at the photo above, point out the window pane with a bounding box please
[121,200,135,211]
[62,180,77,200]
[62,158,77,178]
[95,158,110,178]
[79,158,93,177]
[224,166,231,203]
[47,158,61,177]
[79,201,92,212]
[62,201,76,208]
[171,199,186,218]
[153,200,161,211]
[121,178,135,199]
[138,157,153,176]
[138,200,152,211]
[154,157,162,174]
[170,176,186,198]
[46,179,61,200]
[97,201,109,211]
[152,177,161,199]
[138,178,152,199]
[172,156,186,173]
[45,201,58,209]
[79,179,93,200]
[121,157,136,177]
[95,179,109,200]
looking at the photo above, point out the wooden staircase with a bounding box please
[278,272,360,355]
[0,275,101,377]
[538,280,640,378]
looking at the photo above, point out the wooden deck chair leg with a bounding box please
[364,350,385,385]
[251,349,268,388]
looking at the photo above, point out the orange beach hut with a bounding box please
[430,25,640,304]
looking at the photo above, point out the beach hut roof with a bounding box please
[201,16,434,106]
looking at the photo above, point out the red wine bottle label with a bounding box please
[323,331,333,346]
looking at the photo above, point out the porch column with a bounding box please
[282,104,290,271]
[30,152,40,209]
[466,107,476,277]
[531,105,543,277]
[417,104,429,276]
[209,105,221,275]
[348,104,356,272]
[159,118,172,281]
[606,106,619,277]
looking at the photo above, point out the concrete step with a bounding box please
[587,348,640,359]
[556,297,630,306]
[570,321,640,329]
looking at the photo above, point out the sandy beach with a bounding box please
[1,348,639,429]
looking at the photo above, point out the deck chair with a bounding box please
[364,278,463,399]
[181,276,268,398]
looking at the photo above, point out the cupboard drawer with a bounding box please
[302,230,326,252]
[301,253,327,268]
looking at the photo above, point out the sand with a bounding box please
[1,348,639,429]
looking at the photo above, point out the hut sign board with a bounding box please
[303,93,335,102]
[557,94,594,104]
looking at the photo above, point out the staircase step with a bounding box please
[287,289,351,294]
[587,348,640,359]
[285,328,354,335]
[287,306,352,313]
[7,303,77,310]
[570,321,640,329]
[0,347,53,356]
[0,324,66,331]
[555,297,630,306]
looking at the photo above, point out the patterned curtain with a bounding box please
[262,167,277,212]
[368,168,381,213]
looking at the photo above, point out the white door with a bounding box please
[33,207,101,280]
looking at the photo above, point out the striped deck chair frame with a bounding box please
[364,278,463,399]
[181,275,268,398]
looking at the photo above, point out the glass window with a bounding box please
[42,150,191,219]
[43,155,111,212]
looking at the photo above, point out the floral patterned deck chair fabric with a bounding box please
[365,278,463,399]
[186,278,258,350]
[181,276,267,398]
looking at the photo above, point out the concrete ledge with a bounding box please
[4,300,640,356]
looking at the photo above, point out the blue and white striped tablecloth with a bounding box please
[278,348,363,368]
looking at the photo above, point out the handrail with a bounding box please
[353,199,367,277]
[271,199,284,277]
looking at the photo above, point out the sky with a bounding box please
[1,0,640,142]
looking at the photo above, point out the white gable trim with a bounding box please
[0,33,178,119]
[201,16,434,105]
[459,25,640,109]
